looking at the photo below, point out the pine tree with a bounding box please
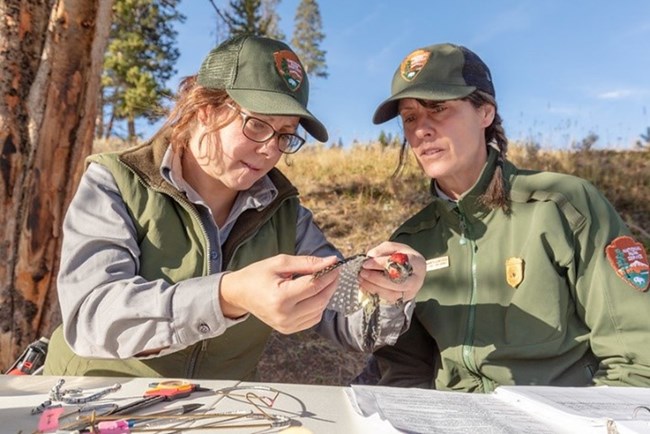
[291,0,327,78]
[261,0,285,40]
[378,130,389,148]
[222,0,262,36]
[221,0,279,38]
[101,0,184,142]
[210,0,283,41]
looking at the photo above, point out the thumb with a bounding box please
[275,255,340,277]
[285,256,339,275]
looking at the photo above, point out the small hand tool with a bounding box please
[56,381,210,432]
[108,380,210,416]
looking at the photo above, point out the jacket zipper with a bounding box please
[185,194,296,378]
[179,202,210,379]
[458,210,493,392]
[186,340,208,378]
[119,160,211,379]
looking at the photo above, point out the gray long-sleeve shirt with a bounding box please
[58,148,412,360]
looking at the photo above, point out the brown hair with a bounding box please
[392,90,510,212]
[155,75,238,152]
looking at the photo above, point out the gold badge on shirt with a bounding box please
[506,257,525,288]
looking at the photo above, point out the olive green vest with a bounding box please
[45,135,298,379]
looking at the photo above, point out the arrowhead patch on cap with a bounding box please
[400,49,431,81]
[274,50,304,92]
[605,236,649,292]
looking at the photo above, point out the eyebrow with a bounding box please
[420,100,446,110]
[241,110,299,131]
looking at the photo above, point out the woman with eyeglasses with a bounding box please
[44,35,425,379]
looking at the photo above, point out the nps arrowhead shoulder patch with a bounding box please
[605,236,649,292]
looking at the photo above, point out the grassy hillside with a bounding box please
[259,143,650,385]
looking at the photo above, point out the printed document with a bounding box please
[347,385,650,433]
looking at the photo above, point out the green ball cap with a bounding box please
[197,34,328,142]
[373,43,495,124]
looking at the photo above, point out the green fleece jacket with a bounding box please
[374,148,650,392]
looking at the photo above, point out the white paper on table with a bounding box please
[347,384,571,434]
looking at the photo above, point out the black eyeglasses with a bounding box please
[227,104,305,154]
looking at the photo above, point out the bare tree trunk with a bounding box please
[0,0,113,371]
[105,104,115,139]
[127,115,136,144]
[96,87,105,139]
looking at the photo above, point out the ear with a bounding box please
[197,106,212,126]
[479,104,496,128]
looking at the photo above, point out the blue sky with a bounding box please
[155,0,650,149]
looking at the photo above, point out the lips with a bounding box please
[242,161,262,171]
[419,147,444,158]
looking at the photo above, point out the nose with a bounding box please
[255,134,281,157]
[414,117,435,142]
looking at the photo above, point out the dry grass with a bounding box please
[276,143,429,255]
[92,139,650,385]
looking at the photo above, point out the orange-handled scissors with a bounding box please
[144,380,197,398]
[110,380,210,416]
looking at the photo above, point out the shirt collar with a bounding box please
[429,146,501,215]
[433,181,456,202]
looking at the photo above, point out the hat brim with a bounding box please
[228,89,328,142]
[372,84,477,124]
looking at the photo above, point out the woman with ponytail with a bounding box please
[365,43,650,391]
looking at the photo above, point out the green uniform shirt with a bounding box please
[374,148,650,391]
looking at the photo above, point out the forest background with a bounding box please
[0,0,648,384]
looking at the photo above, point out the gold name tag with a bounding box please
[426,256,449,271]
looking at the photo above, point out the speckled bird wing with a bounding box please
[322,255,368,315]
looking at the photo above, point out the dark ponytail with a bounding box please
[464,91,510,213]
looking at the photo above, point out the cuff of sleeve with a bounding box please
[171,273,248,348]
[375,300,415,347]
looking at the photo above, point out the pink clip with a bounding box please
[97,419,130,434]
[38,407,65,431]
